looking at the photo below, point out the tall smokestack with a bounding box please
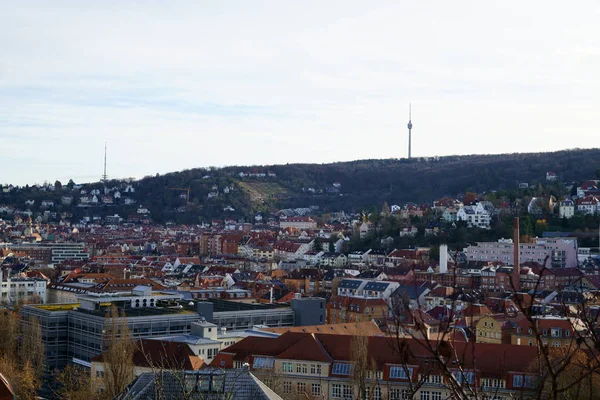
[513,217,520,291]
[439,244,448,274]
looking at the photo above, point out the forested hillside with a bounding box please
[2,148,599,223]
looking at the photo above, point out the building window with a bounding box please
[389,388,410,400]
[331,384,342,398]
[513,375,523,387]
[420,391,430,400]
[513,375,537,388]
[431,392,442,400]
[252,357,274,369]
[297,382,306,394]
[282,362,293,373]
[481,378,505,388]
[311,383,321,396]
[367,370,383,380]
[332,362,352,375]
[283,381,291,394]
[452,370,475,384]
[343,385,352,399]
[296,363,308,374]
[425,375,442,384]
[389,366,413,379]
[365,387,382,400]
[310,364,322,375]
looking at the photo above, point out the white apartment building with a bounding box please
[0,270,47,303]
[456,202,492,229]
[463,237,578,268]
[559,200,575,219]
[577,196,599,215]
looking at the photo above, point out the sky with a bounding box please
[1,1,600,185]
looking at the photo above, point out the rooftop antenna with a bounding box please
[102,142,108,182]
[407,103,413,159]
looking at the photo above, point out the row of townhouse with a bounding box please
[476,314,580,348]
[327,279,433,323]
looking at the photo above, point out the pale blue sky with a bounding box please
[2,1,600,185]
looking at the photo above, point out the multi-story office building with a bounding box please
[20,288,199,370]
[19,287,325,371]
[2,242,89,264]
[196,296,325,331]
[47,242,90,263]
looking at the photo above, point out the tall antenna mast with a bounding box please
[102,142,108,182]
[407,103,413,159]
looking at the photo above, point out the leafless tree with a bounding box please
[351,333,372,399]
[101,305,135,399]
[19,315,45,379]
[53,364,100,400]
[508,266,600,400]
[0,355,40,399]
[0,309,19,358]
[386,267,501,399]
[384,256,600,400]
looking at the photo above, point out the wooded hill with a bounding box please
[2,148,599,223]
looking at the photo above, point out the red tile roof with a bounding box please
[93,339,204,370]
[215,332,542,378]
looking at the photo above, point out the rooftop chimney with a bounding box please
[439,244,448,274]
[513,217,520,291]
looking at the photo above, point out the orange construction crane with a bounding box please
[167,187,191,205]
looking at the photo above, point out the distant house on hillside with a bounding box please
[559,200,575,219]
[546,171,558,181]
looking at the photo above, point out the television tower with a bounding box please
[101,142,108,182]
[407,103,413,159]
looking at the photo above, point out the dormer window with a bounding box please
[551,328,561,337]
[389,366,413,379]
[452,370,475,384]
[513,374,537,388]
[252,357,274,369]
[332,363,352,375]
